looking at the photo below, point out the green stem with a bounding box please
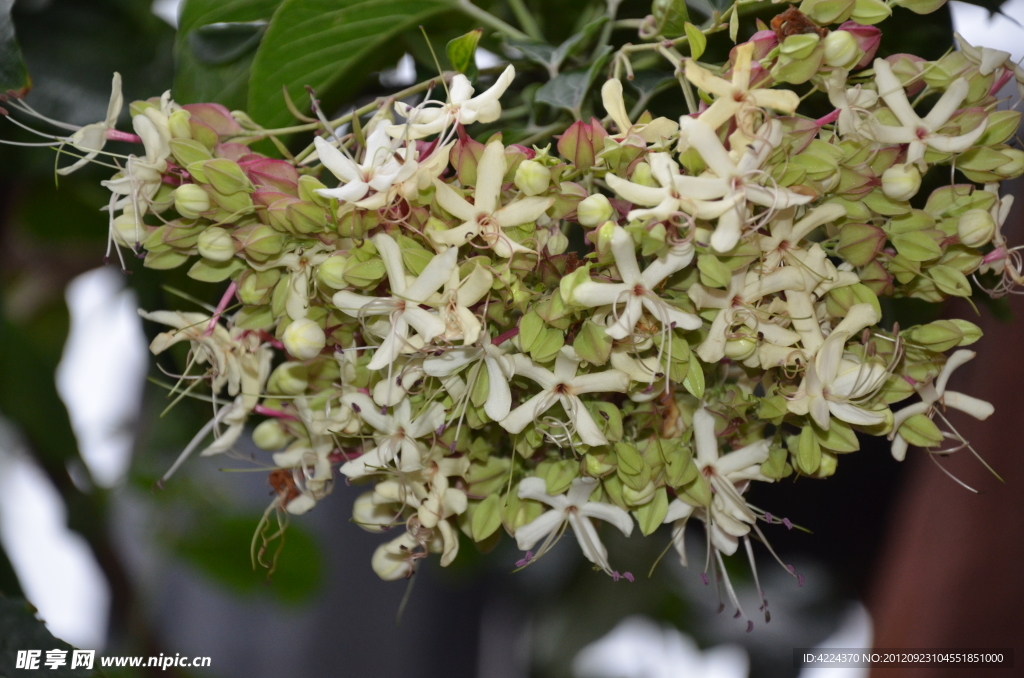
[506,0,544,41]
[592,0,624,60]
[458,0,531,42]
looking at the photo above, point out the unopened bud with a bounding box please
[823,30,863,69]
[174,183,211,219]
[268,361,309,395]
[799,0,855,24]
[881,163,921,201]
[252,419,292,450]
[546,230,569,255]
[282,318,326,360]
[237,223,286,260]
[557,118,608,171]
[317,254,349,289]
[630,162,658,187]
[996,147,1024,177]
[577,194,614,227]
[514,160,551,196]
[196,226,235,262]
[957,208,996,247]
[168,109,193,140]
[724,329,758,360]
[851,0,892,24]
[780,34,820,61]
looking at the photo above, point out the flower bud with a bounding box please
[197,226,235,261]
[780,34,820,61]
[353,492,398,533]
[546,230,569,255]
[372,534,416,580]
[514,159,551,196]
[851,0,891,24]
[823,30,863,69]
[577,193,614,226]
[238,268,280,305]
[202,158,252,195]
[799,0,855,24]
[167,109,192,140]
[112,208,144,246]
[996,147,1024,178]
[724,329,757,361]
[881,163,922,201]
[557,118,608,171]
[596,221,618,256]
[252,419,293,450]
[838,21,881,68]
[957,208,996,247]
[268,361,309,395]
[173,183,211,219]
[317,254,349,289]
[630,161,658,187]
[905,320,965,352]
[237,223,286,260]
[282,318,326,360]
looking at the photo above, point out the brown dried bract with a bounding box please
[770,7,828,41]
[269,469,301,505]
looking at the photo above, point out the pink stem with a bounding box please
[492,326,520,346]
[105,129,143,143]
[204,281,237,337]
[253,404,299,421]
[984,247,1008,264]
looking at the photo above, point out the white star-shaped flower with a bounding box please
[389,65,516,140]
[338,393,446,478]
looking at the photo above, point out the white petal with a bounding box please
[515,509,565,551]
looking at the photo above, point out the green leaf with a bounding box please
[446,28,481,74]
[795,425,822,474]
[633,487,669,536]
[534,44,612,115]
[684,22,706,60]
[0,596,101,676]
[248,0,457,129]
[652,0,690,37]
[0,2,31,96]
[683,355,705,399]
[174,0,283,108]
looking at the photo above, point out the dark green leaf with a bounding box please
[247,0,458,130]
[0,596,101,675]
[446,28,481,75]
[174,0,283,108]
[534,45,611,115]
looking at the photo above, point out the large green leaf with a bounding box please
[247,0,458,130]
[0,0,30,95]
[173,0,283,107]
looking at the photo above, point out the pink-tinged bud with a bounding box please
[502,143,534,182]
[182,103,242,136]
[837,21,881,68]
[885,54,928,96]
[557,118,608,171]
[215,142,251,161]
[240,156,300,195]
[451,125,485,186]
[732,30,778,62]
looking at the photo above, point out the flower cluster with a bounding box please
[15,2,1019,628]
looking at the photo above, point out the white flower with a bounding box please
[338,393,446,478]
[600,79,679,143]
[785,301,890,430]
[431,139,553,258]
[332,233,455,370]
[314,124,417,204]
[389,65,516,140]
[569,225,700,339]
[515,476,634,574]
[438,261,493,345]
[888,350,994,461]
[687,266,807,364]
[500,347,630,446]
[677,117,814,252]
[955,31,1011,76]
[685,41,800,132]
[58,73,124,175]
[423,334,514,422]
[272,396,337,514]
[865,58,987,166]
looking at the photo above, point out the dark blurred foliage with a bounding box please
[0,2,1013,677]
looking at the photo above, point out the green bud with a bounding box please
[892,230,942,262]
[514,160,551,196]
[237,269,280,305]
[252,419,293,450]
[168,109,193,140]
[906,320,964,352]
[236,223,286,261]
[317,254,349,289]
[170,138,213,167]
[899,413,944,447]
[622,480,656,507]
[893,0,947,14]
[630,161,658,187]
[577,193,614,227]
[772,46,824,85]
[282,317,326,360]
[956,208,995,247]
[795,426,822,474]
[838,223,886,266]
[799,0,855,24]
[780,34,821,61]
[543,459,578,495]
[573,319,613,365]
[195,226,234,262]
[949,318,983,345]
[173,184,211,219]
[596,221,617,256]
[268,362,309,395]
[585,450,616,476]
[342,256,387,289]
[723,327,757,361]
[206,158,252,195]
[882,163,922,201]
[546,231,569,255]
[851,0,891,24]
[633,487,669,536]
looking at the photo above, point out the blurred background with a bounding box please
[0,1,1021,676]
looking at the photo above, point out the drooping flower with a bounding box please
[59,72,125,175]
[600,79,678,143]
[515,476,634,574]
[338,393,446,477]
